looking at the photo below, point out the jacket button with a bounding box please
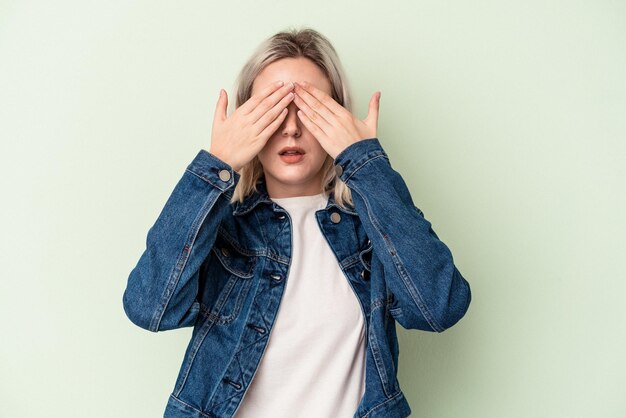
[220,247,230,257]
[223,378,242,390]
[334,164,343,177]
[360,269,370,280]
[247,323,267,334]
[330,212,341,223]
[218,169,231,182]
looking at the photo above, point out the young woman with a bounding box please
[123,28,472,418]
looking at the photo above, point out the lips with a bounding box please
[278,146,305,155]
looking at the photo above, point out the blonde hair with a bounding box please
[228,27,355,210]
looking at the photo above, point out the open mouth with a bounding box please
[278,148,305,156]
[279,150,305,163]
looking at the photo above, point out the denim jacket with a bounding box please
[122,137,472,418]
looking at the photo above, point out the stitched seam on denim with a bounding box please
[271,208,291,247]
[216,227,258,257]
[389,307,404,316]
[263,250,289,265]
[251,292,272,332]
[185,168,224,189]
[355,185,443,331]
[339,252,360,269]
[201,273,251,326]
[214,278,252,325]
[211,247,255,278]
[342,154,388,183]
[207,274,236,320]
[149,190,220,331]
[149,243,190,332]
[169,394,214,418]
[210,354,248,411]
[174,315,216,397]
[367,314,392,397]
[204,294,260,409]
[209,325,259,411]
[330,202,358,215]
[199,304,223,324]
[233,324,269,354]
[370,295,392,312]
[362,389,405,417]
[382,231,443,332]
[351,187,443,333]
[219,296,273,414]
[185,168,236,198]
[335,139,386,168]
[252,210,268,247]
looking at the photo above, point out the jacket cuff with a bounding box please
[186,149,241,195]
[333,138,388,181]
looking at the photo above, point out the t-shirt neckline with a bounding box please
[270,192,328,207]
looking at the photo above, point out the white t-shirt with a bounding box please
[233,192,367,418]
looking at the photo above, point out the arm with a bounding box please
[334,138,472,332]
[290,82,471,332]
[123,82,294,332]
[122,150,239,332]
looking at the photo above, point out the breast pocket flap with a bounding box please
[212,235,256,279]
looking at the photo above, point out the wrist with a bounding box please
[208,149,236,170]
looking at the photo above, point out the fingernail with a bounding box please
[277,81,284,86]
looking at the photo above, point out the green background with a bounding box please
[1,1,624,417]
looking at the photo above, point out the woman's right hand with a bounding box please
[209,81,295,173]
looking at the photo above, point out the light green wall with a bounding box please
[1,1,624,417]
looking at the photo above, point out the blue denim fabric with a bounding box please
[122,137,471,418]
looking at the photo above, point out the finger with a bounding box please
[214,89,228,123]
[292,91,333,135]
[248,82,295,124]
[254,90,295,135]
[296,109,328,142]
[258,108,289,141]
[365,91,380,129]
[238,80,286,115]
[293,83,336,126]
[298,81,346,116]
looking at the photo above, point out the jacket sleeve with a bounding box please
[122,149,240,332]
[333,138,471,332]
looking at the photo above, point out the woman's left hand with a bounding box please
[293,81,381,159]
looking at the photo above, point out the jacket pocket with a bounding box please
[369,303,401,397]
[199,233,256,325]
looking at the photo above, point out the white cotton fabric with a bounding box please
[233,192,366,418]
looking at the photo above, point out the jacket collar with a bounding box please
[232,178,358,216]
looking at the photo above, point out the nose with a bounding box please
[281,102,301,138]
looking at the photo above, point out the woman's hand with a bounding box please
[209,81,295,173]
[293,81,381,159]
